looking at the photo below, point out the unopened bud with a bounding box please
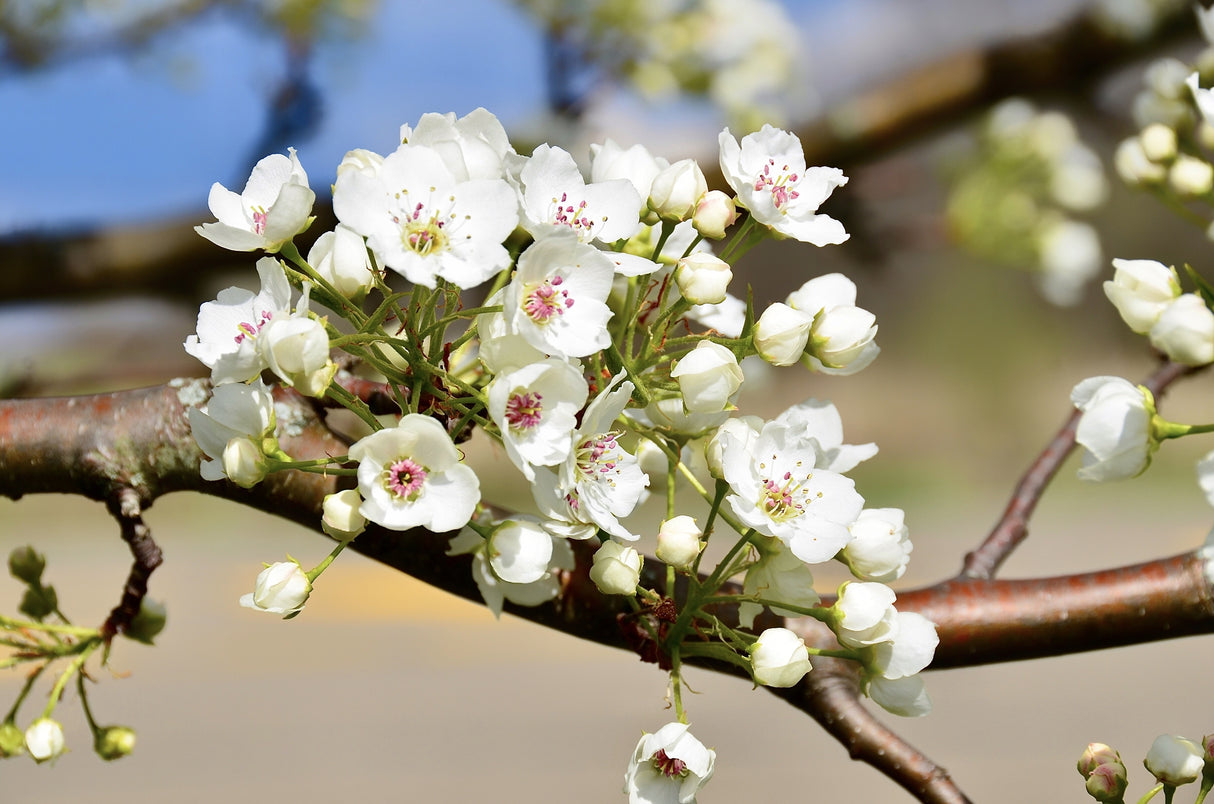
[94,726,136,761]
[1169,155,1214,196]
[7,546,45,585]
[1078,742,1122,777]
[649,159,708,222]
[1140,123,1177,162]
[1085,762,1128,801]
[655,516,703,570]
[692,190,738,239]
[0,721,25,758]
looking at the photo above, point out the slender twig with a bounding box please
[100,488,163,641]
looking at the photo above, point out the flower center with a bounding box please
[233,309,274,344]
[755,456,814,523]
[383,457,428,501]
[522,276,573,323]
[651,749,688,779]
[575,431,624,484]
[549,192,604,239]
[753,159,800,211]
[397,200,451,256]
[251,207,268,235]
[505,391,544,431]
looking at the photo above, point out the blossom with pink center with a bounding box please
[195,148,315,253]
[349,414,480,531]
[517,144,642,246]
[184,257,292,384]
[719,125,849,246]
[333,141,518,289]
[624,722,715,804]
[502,229,615,358]
[487,358,588,481]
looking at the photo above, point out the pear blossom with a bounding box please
[589,139,669,219]
[738,537,820,629]
[548,374,649,541]
[705,415,764,480]
[448,528,574,619]
[518,144,642,246]
[184,257,292,384]
[321,490,366,541]
[1170,154,1214,196]
[753,303,812,366]
[486,519,555,585]
[307,224,376,300]
[624,722,715,804]
[655,516,703,569]
[1140,123,1177,162]
[1104,258,1180,334]
[688,293,746,338]
[864,673,932,717]
[1035,218,1102,307]
[336,148,384,181]
[333,141,518,289]
[239,559,311,616]
[487,358,589,480]
[1071,377,1156,481]
[1144,735,1204,786]
[349,414,480,532]
[833,581,897,648]
[670,340,743,414]
[719,124,848,245]
[721,413,864,563]
[788,273,879,374]
[750,627,812,687]
[1149,293,1214,366]
[870,611,938,680]
[187,380,277,486]
[843,507,912,583]
[649,159,708,222]
[502,230,616,359]
[399,108,515,181]
[770,398,878,474]
[692,189,738,239]
[589,539,643,595]
[259,287,336,397]
[475,298,547,375]
[24,718,65,763]
[195,148,315,253]
[674,253,732,305]
[1114,136,1166,185]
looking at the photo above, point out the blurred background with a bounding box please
[2,0,1214,801]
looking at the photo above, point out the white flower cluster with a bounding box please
[185,108,937,802]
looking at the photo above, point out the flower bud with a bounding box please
[753,303,812,367]
[336,148,383,180]
[807,304,878,370]
[222,437,268,489]
[674,253,733,305]
[1103,258,1180,334]
[24,718,65,763]
[1078,743,1122,777]
[488,519,554,585]
[7,546,45,585]
[260,315,335,396]
[1085,761,1128,801]
[1114,137,1166,185]
[750,627,812,687]
[1149,293,1214,366]
[649,159,708,221]
[308,224,375,301]
[0,720,25,758]
[322,489,366,541]
[670,340,744,414]
[844,508,912,583]
[655,516,703,570]
[1169,154,1214,196]
[94,726,136,761]
[704,416,761,480]
[588,540,642,596]
[1144,734,1204,786]
[692,189,738,239]
[240,560,311,617]
[1140,123,1177,162]
[123,597,167,645]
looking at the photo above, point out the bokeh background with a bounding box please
[2,0,1213,801]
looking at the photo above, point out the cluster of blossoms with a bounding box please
[1077,734,1214,802]
[185,107,936,801]
[946,97,1108,306]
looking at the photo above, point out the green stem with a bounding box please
[0,615,100,639]
[41,639,100,719]
[306,537,353,583]
[1137,782,1165,804]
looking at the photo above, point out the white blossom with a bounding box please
[24,718,65,764]
[239,560,311,616]
[719,124,848,245]
[655,516,703,570]
[187,380,277,486]
[739,537,819,629]
[1149,293,1214,366]
[750,627,812,687]
[649,158,708,222]
[1071,377,1156,481]
[321,490,366,541]
[349,414,480,532]
[448,528,574,619]
[1144,735,1204,786]
[307,224,376,300]
[1104,258,1180,334]
[399,108,515,182]
[833,581,898,649]
[670,340,743,414]
[753,303,812,366]
[844,507,912,583]
[518,144,641,245]
[624,722,715,804]
[195,148,314,253]
[589,539,643,595]
[487,358,588,481]
[674,253,732,305]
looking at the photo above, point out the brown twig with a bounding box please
[100,488,164,641]
[961,359,1196,579]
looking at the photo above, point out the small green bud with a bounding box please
[94,726,136,761]
[19,584,57,621]
[8,546,45,585]
[0,720,26,758]
[122,598,167,645]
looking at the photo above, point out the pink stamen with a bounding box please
[383,457,427,500]
[652,749,688,779]
[505,391,544,431]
